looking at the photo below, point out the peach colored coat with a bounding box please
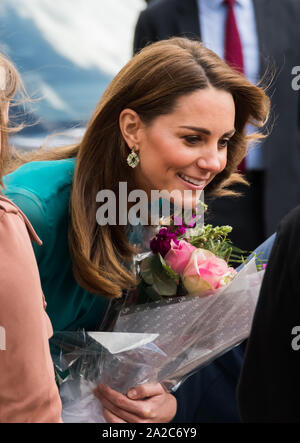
[0,195,62,422]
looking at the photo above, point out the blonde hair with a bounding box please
[7,37,270,299]
[0,53,27,186]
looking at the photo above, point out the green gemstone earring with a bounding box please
[127,146,140,168]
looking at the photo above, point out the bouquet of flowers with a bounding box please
[126,213,242,304]
[52,210,265,423]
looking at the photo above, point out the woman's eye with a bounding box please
[219,139,229,148]
[183,135,202,145]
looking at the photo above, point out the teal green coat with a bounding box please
[3,159,109,331]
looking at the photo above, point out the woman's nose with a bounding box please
[196,146,223,173]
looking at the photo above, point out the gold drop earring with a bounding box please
[127,145,140,168]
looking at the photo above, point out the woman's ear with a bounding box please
[119,108,144,148]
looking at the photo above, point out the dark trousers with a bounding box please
[172,341,247,423]
[205,171,265,254]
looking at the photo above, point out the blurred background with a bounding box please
[0,0,145,149]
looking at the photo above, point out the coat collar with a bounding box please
[0,194,42,245]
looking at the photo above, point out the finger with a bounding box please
[95,385,158,422]
[102,407,127,424]
[100,393,155,423]
[127,382,165,400]
[94,384,154,418]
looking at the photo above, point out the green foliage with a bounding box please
[187,224,248,266]
[158,253,179,282]
[140,254,178,297]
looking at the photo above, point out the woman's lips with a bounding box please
[176,173,206,190]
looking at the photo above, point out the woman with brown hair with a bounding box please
[4,37,271,422]
[0,54,62,422]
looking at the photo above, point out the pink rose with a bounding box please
[164,239,196,274]
[182,248,237,296]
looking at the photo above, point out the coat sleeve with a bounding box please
[237,205,300,422]
[0,209,62,423]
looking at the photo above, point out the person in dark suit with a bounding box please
[238,204,300,422]
[133,0,300,252]
[134,0,201,54]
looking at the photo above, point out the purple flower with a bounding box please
[174,226,187,236]
[172,213,202,229]
[186,214,203,228]
[150,227,180,257]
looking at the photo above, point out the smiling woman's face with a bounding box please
[121,86,236,209]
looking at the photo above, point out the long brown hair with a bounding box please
[7,37,270,299]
